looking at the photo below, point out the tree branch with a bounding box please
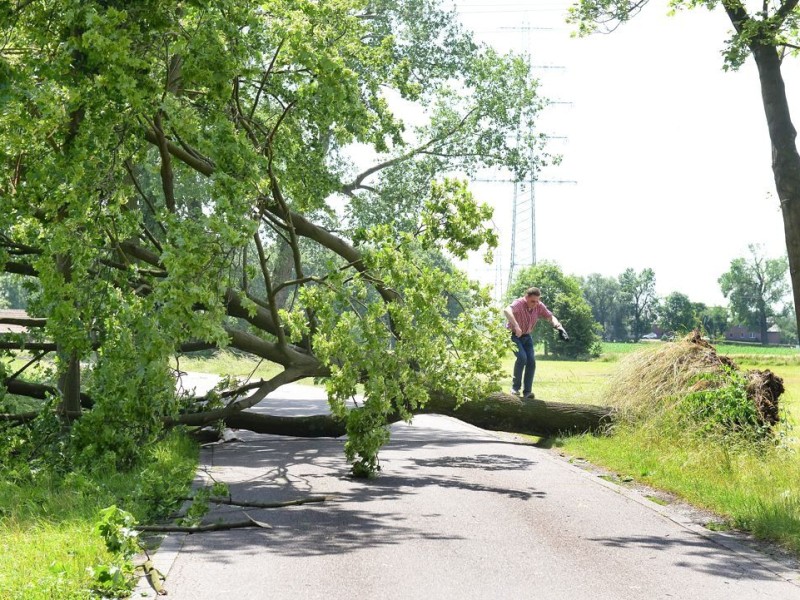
[223,287,280,337]
[1,378,93,406]
[250,40,285,120]
[0,316,46,328]
[123,159,167,237]
[136,516,268,533]
[152,113,177,213]
[223,325,321,371]
[341,107,480,195]
[776,0,799,23]
[3,261,38,276]
[205,495,327,509]
[253,233,288,348]
[168,366,322,428]
[143,129,214,176]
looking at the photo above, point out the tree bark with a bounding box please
[218,392,613,439]
[3,378,92,407]
[750,44,800,343]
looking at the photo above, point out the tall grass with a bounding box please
[554,339,800,555]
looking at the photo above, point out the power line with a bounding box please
[465,18,576,296]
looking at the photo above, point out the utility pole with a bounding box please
[498,23,576,292]
[465,13,576,301]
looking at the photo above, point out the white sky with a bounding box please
[449,0,796,306]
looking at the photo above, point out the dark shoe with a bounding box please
[524,392,535,399]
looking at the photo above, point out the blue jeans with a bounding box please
[511,333,535,395]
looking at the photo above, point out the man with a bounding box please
[503,287,566,399]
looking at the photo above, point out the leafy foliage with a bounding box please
[2,0,546,476]
[719,244,791,343]
[581,273,627,341]
[91,505,140,598]
[658,291,699,335]
[181,481,230,526]
[618,267,658,341]
[700,305,730,339]
[682,366,770,439]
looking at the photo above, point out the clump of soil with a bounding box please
[603,330,783,430]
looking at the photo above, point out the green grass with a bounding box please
[175,349,284,379]
[557,427,800,553]
[0,431,198,599]
[598,340,800,362]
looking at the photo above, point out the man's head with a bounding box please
[524,287,541,308]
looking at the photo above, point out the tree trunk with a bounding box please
[219,392,613,439]
[271,239,295,311]
[751,44,800,343]
[57,353,82,417]
[54,254,82,417]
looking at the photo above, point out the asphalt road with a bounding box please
[135,380,800,600]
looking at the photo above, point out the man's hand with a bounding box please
[557,326,569,341]
[513,325,522,337]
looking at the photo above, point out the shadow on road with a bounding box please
[588,534,789,583]
[178,422,547,562]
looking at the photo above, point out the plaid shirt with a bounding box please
[507,297,553,335]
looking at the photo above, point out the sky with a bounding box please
[447,0,797,306]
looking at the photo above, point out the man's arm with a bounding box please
[548,314,568,340]
[541,304,565,335]
[503,305,522,337]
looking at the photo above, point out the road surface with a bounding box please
[135,380,800,599]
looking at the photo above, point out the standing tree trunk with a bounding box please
[57,353,82,417]
[55,254,82,417]
[751,44,800,344]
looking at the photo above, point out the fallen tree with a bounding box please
[216,392,615,439]
[0,0,565,475]
[6,1,782,479]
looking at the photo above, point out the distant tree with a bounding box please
[719,244,790,345]
[700,306,729,340]
[659,292,697,335]
[581,273,626,341]
[774,304,798,344]
[0,274,30,310]
[618,268,658,341]
[508,262,601,358]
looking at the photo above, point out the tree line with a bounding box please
[512,244,795,356]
